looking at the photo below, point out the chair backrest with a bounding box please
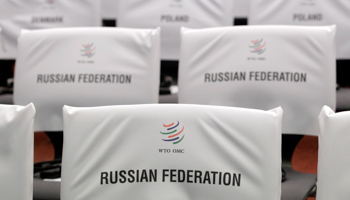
[178,26,336,135]
[61,104,282,200]
[0,103,35,200]
[249,0,350,60]
[0,27,5,54]
[234,0,249,18]
[14,27,160,131]
[117,0,234,60]
[101,0,118,20]
[0,27,7,57]
[317,106,350,199]
[0,0,101,59]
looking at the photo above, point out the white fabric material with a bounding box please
[249,0,350,59]
[14,27,160,131]
[101,0,118,19]
[0,0,101,59]
[61,104,282,200]
[234,0,249,18]
[318,106,350,199]
[0,27,5,54]
[117,0,234,60]
[178,26,336,135]
[0,103,35,200]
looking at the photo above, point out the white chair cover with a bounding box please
[61,104,282,200]
[178,26,336,135]
[0,103,35,200]
[0,27,5,54]
[235,0,249,18]
[101,0,118,20]
[249,0,350,59]
[317,106,350,199]
[0,0,101,59]
[14,27,160,131]
[117,0,234,60]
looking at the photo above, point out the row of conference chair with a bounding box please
[0,0,235,60]
[0,103,348,200]
[12,25,335,199]
[13,26,335,136]
[2,0,350,62]
[2,0,349,90]
[7,25,333,200]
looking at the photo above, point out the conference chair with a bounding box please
[178,25,336,199]
[0,103,35,200]
[249,0,350,108]
[117,0,235,101]
[117,0,234,61]
[14,27,160,131]
[317,106,350,200]
[61,104,282,200]
[249,1,348,194]
[0,0,101,60]
[13,27,160,200]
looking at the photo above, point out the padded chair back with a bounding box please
[14,27,160,131]
[0,103,35,200]
[0,27,4,54]
[0,0,101,59]
[61,104,282,200]
[317,106,350,199]
[249,0,350,60]
[234,0,249,18]
[178,26,336,135]
[117,0,234,60]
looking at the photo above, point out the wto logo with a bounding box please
[160,121,185,144]
[80,43,96,58]
[249,39,266,55]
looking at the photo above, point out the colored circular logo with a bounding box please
[81,43,96,58]
[249,39,266,55]
[160,121,185,144]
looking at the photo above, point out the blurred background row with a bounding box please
[0,1,349,199]
[1,0,349,109]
